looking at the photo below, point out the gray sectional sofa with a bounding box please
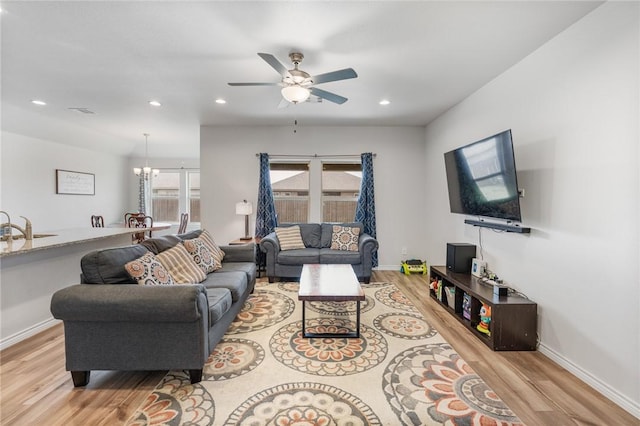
[259,222,378,283]
[50,230,255,386]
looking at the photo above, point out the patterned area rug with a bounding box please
[127,281,524,425]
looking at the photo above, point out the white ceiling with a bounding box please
[1,1,602,158]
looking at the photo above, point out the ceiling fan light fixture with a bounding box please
[281,85,310,104]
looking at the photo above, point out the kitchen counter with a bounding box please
[0,223,172,257]
[0,223,173,349]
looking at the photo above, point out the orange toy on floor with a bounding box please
[477,304,491,336]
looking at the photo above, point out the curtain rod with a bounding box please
[255,153,376,158]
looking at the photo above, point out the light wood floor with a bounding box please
[1,271,636,425]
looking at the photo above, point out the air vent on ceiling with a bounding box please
[68,107,95,114]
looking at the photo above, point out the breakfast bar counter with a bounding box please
[0,223,171,349]
[0,223,172,258]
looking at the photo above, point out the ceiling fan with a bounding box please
[228,52,358,105]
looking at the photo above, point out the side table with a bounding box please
[229,237,264,278]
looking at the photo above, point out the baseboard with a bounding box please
[0,317,60,351]
[538,342,640,419]
[374,265,403,271]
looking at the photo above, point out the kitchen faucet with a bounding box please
[0,212,33,241]
[0,211,11,241]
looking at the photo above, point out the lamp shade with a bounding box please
[281,85,310,104]
[235,201,253,215]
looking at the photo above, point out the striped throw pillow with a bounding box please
[156,243,206,283]
[125,252,175,286]
[200,229,225,265]
[275,226,306,250]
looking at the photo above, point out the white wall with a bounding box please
[200,125,426,269]
[423,2,639,416]
[1,131,129,230]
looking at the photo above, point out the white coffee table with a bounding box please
[298,264,365,338]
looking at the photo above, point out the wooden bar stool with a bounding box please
[91,215,104,228]
[178,213,189,234]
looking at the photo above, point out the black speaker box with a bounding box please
[446,243,476,273]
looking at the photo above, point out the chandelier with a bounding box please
[133,133,159,180]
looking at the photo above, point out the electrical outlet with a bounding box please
[401,247,407,256]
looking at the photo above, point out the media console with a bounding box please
[430,265,537,351]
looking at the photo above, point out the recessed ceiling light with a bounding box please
[31,100,47,106]
[379,100,391,106]
[149,100,162,107]
[215,99,227,104]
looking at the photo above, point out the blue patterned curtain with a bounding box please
[355,152,378,267]
[137,174,147,214]
[255,153,278,237]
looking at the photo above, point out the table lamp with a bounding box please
[235,200,253,240]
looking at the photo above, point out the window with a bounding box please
[322,163,361,222]
[151,172,180,222]
[270,162,309,223]
[151,169,200,223]
[188,172,201,222]
[269,159,361,224]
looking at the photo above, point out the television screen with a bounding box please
[444,129,522,222]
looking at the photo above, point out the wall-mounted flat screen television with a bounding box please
[444,129,522,222]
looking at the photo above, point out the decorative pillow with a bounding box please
[183,237,221,273]
[330,225,361,251]
[156,243,206,284]
[199,229,225,265]
[124,252,175,286]
[275,226,306,250]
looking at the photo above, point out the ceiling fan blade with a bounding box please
[258,53,289,77]
[277,98,290,109]
[228,82,279,86]
[311,68,358,85]
[309,87,348,104]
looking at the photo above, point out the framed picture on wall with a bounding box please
[55,169,95,195]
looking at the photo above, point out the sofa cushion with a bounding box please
[140,235,182,254]
[275,226,306,250]
[217,262,257,286]
[81,244,149,284]
[321,222,363,248]
[207,287,233,324]
[156,243,206,284]
[202,271,247,302]
[319,248,362,264]
[277,248,320,265]
[298,223,322,248]
[125,252,175,286]
[183,237,222,273]
[330,225,361,251]
[178,229,203,240]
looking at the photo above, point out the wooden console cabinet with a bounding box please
[430,265,537,351]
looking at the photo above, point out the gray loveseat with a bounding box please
[259,222,378,283]
[50,230,255,386]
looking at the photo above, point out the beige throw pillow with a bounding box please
[125,252,175,286]
[200,229,225,265]
[183,237,221,273]
[330,225,360,251]
[275,226,306,250]
[156,243,206,283]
